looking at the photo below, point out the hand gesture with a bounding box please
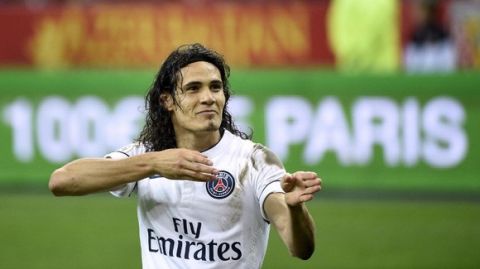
[282,171,322,207]
[148,149,218,182]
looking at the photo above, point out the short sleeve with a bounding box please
[251,144,286,221]
[104,143,144,198]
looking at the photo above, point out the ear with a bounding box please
[160,93,174,111]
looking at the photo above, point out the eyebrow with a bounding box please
[182,79,223,89]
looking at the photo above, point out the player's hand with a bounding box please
[281,171,322,207]
[148,149,218,182]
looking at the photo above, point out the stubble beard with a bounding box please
[204,120,220,132]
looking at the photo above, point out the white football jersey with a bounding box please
[106,130,285,269]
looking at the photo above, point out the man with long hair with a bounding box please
[49,43,321,269]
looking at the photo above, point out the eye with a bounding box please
[211,83,223,92]
[186,85,199,92]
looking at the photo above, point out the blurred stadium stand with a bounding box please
[0,0,478,72]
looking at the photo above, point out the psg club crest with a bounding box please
[206,170,235,199]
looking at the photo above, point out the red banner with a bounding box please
[0,3,334,68]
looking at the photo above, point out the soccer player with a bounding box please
[49,43,322,269]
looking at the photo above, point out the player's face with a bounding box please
[164,61,225,135]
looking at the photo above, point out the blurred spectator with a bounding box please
[404,0,456,73]
[328,0,399,73]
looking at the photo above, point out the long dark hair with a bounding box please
[137,43,251,151]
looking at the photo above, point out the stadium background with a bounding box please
[1,0,479,268]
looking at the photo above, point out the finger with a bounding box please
[292,171,317,181]
[299,194,314,203]
[189,162,219,175]
[178,157,217,174]
[292,171,315,176]
[304,172,318,180]
[181,169,217,182]
[302,177,322,187]
[282,174,296,191]
[284,175,295,184]
[302,185,321,195]
[188,153,213,166]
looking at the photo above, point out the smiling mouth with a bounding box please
[197,110,217,115]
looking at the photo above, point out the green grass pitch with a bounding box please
[1,192,479,268]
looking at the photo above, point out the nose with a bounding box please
[200,87,216,104]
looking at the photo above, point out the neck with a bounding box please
[175,130,222,151]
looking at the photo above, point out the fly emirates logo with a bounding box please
[147,217,242,262]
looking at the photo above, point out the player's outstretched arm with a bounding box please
[49,149,218,196]
[264,171,321,260]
